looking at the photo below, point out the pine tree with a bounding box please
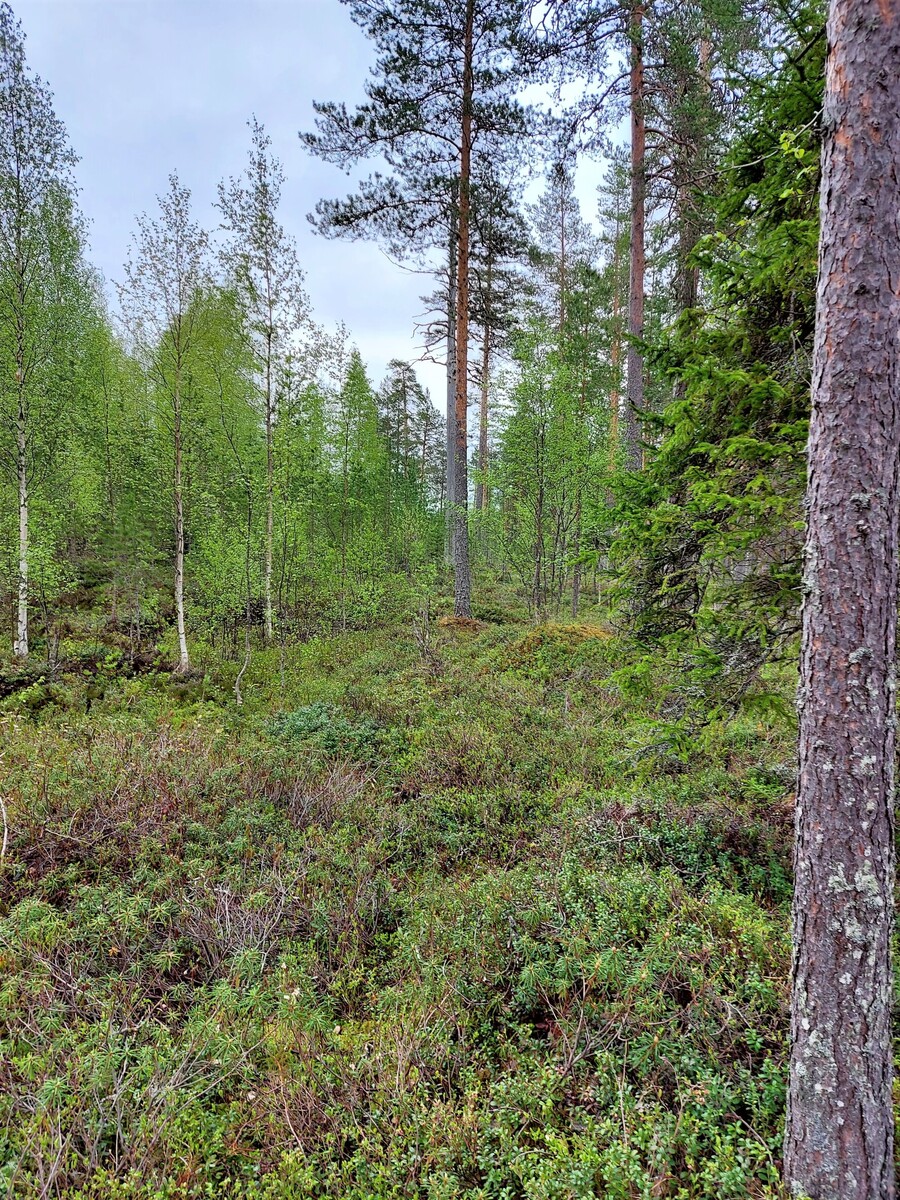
[304,0,536,617]
[785,1,900,1195]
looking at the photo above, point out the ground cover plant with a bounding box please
[0,608,797,1198]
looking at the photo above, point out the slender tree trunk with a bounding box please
[14,386,28,659]
[235,493,253,707]
[571,372,586,618]
[401,375,410,481]
[101,369,119,626]
[340,416,350,632]
[173,368,190,674]
[532,491,544,617]
[784,4,900,1197]
[570,524,582,616]
[452,0,475,619]
[445,214,457,569]
[609,217,622,471]
[558,187,566,334]
[264,326,275,644]
[420,403,430,491]
[625,0,646,471]
[475,323,490,512]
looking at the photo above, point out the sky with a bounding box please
[14,0,602,401]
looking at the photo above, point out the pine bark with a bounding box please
[452,0,475,619]
[445,217,457,568]
[624,0,645,472]
[784,3,900,1197]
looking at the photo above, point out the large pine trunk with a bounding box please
[624,0,645,472]
[452,0,475,619]
[784,3,900,1197]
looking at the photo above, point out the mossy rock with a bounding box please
[507,621,610,659]
[437,615,486,634]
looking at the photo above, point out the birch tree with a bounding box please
[118,175,210,674]
[217,118,309,645]
[0,2,79,658]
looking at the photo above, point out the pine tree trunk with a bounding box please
[625,0,645,472]
[452,0,475,619]
[609,216,622,471]
[673,36,711,318]
[173,371,190,674]
[445,216,457,569]
[784,4,900,1197]
[15,388,28,659]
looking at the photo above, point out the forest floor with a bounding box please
[0,594,798,1199]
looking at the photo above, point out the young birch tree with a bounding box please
[217,118,309,645]
[119,175,210,674]
[0,2,79,658]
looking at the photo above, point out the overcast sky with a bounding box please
[15,0,601,400]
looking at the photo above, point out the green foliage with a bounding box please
[608,7,825,731]
[269,701,388,763]
[0,612,799,1197]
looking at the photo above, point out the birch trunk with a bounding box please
[173,369,190,673]
[264,326,275,643]
[475,324,489,512]
[14,389,28,659]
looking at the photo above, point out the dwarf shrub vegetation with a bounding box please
[0,609,798,1199]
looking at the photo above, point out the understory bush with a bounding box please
[0,616,797,1198]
